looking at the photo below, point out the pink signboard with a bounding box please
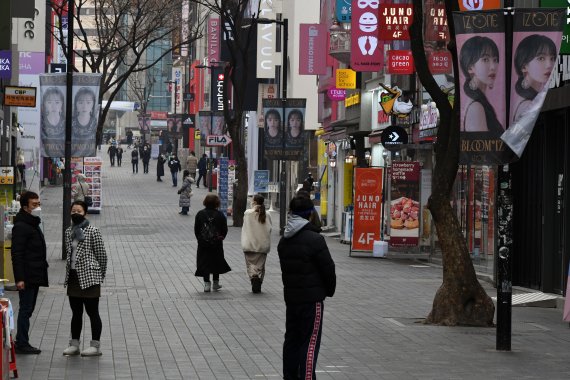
[327,87,346,101]
[389,161,421,248]
[207,17,221,65]
[299,24,327,75]
[350,0,383,72]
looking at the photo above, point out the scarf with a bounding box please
[71,219,90,242]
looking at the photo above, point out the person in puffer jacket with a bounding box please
[278,195,336,380]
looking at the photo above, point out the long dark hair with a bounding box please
[514,34,557,100]
[459,36,503,133]
[253,194,267,224]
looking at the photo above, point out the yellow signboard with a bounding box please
[4,86,37,107]
[345,93,360,108]
[0,167,14,185]
[336,69,357,89]
[195,129,201,140]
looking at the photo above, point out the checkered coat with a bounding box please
[64,225,107,290]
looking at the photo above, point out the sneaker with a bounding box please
[204,282,211,292]
[16,345,41,355]
[213,281,222,291]
[81,340,102,357]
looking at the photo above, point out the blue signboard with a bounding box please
[0,51,12,80]
[219,157,229,217]
[336,0,351,22]
[253,170,270,193]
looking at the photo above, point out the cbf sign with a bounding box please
[206,134,232,147]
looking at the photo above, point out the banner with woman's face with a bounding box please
[454,10,507,165]
[40,73,101,157]
[501,8,565,158]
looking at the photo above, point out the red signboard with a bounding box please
[207,17,221,65]
[425,2,449,42]
[350,0,383,72]
[458,0,501,11]
[389,162,420,248]
[150,111,168,120]
[428,51,452,74]
[351,168,384,252]
[299,24,328,75]
[387,50,414,75]
[379,5,413,40]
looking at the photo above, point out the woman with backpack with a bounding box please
[194,194,231,292]
[177,170,194,215]
[241,194,272,293]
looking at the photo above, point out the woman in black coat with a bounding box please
[156,154,166,182]
[194,194,231,292]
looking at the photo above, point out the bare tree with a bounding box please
[48,0,204,142]
[195,0,259,227]
[409,0,495,326]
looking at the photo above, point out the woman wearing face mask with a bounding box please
[62,201,107,357]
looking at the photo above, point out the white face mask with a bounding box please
[31,207,41,219]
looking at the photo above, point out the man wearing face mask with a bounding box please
[141,145,151,174]
[11,191,48,355]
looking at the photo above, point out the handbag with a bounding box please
[80,183,93,207]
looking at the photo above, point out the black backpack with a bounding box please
[199,212,218,243]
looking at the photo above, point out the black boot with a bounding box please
[251,277,262,293]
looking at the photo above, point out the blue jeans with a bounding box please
[171,171,178,186]
[16,285,39,347]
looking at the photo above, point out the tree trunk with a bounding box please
[410,0,495,326]
[228,120,247,227]
[426,196,495,326]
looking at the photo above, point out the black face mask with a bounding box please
[71,214,85,225]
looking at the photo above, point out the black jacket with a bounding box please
[197,157,207,173]
[168,157,182,173]
[11,210,49,286]
[278,216,335,304]
[194,208,231,276]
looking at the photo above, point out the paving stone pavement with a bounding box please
[6,149,570,379]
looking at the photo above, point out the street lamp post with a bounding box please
[165,80,179,154]
[258,18,288,234]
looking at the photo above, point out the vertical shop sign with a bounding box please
[387,50,414,74]
[299,24,327,75]
[389,162,420,247]
[0,51,11,79]
[454,10,507,165]
[379,4,413,40]
[351,168,383,252]
[336,0,351,22]
[350,0,383,72]
[181,0,190,57]
[207,17,221,65]
[257,0,278,79]
[501,8,565,158]
[219,157,229,217]
[541,1,570,54]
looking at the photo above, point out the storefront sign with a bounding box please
[420,102,438,130]
[327,87,346,101]
[211,66,224,111]
[336,68,357,89]
[389,162,420,247]
[150,111,168,120]
[4,86,36,107]
[219,157,229,216]
[257,0,277,78]
[344,93,360,107]
[350,0,383,72]
[428,51,452,74]
[336,0,351,22]
[387,50,414,74]
[459,0,501,11]
[381,125,408,149]
[379,5,413,40]
[0,51,11,80]
[0,167,14,185]
[207,17,221,65]
[351,168,384,252]
[299,24,327,75]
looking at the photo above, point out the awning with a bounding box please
[102,101,139,112]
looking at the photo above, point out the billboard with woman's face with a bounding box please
[263,98,306,160]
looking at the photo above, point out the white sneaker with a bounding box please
[81,340,102,357]
[63,339,80,356]
[204,282,211,292]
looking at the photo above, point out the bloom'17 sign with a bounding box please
[350,0,383,72]
[379,5,413,40]
[387,50,414,74]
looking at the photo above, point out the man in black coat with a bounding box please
[278,196,336,380]
[196,154,208,188]
[168,155,182,187]
[141,145,151,174]
[11,191,49,354]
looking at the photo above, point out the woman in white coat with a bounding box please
[241,194,272,293]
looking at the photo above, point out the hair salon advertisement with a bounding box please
[262,98,306,160]
[389,162,420,248]
[454,10,507,165]
[40,73,102,158]
[501,9,564,158]
[351,168,383,252]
